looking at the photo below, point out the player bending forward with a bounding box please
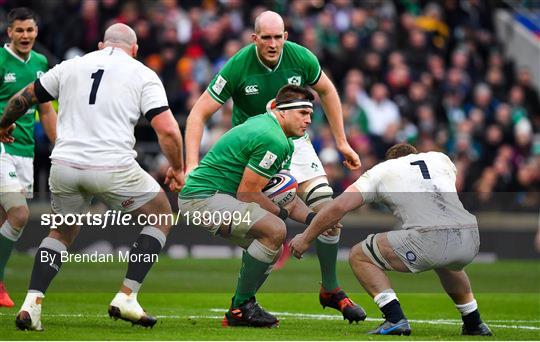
[290,143,492,336]
[180,85,324,328]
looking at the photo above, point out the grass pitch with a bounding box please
[0,255,538,340]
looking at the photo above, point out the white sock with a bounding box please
[373,289,398,308]
[456,299,478,316]
[0,221,23,241]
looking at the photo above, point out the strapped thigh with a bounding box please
[360,233,395,271]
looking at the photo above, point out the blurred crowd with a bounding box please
[1,0,538,211]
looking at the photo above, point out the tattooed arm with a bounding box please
[0,83,39,143]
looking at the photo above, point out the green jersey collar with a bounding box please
[255,45,283,72]
[4,43,32,64]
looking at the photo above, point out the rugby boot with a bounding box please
[461,322,493,336]
[222,296,279,328]
[15,293,44,331]
[108,292,157,328]
[368,318,411,335]
[0,281,14,308]
[319,286,367,323]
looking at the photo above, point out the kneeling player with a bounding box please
[180,85,328,327]
[290,143,492,336]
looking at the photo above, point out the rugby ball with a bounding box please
[263,173,298,207]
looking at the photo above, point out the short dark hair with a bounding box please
[275,84,314,105]
[7,7,37,26]
[385,143,418,160]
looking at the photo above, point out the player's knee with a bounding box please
[349,243,367,265]
[263,216,286,247]
[272,220,287,245]
[48,226,78,247]
[7,205,29,228]
[300,178,333,210]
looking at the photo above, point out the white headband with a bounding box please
[276,100,313,110]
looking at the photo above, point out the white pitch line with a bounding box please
[1,310,539,331]
[209,308,540,330]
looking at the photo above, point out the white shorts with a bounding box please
[178,193,267,249]
[0,145,34,198]
[290,135,326,184]
[49,163,161,215]
[387,226,480,273]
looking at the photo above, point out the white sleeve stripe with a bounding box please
[247,163,272,178]
[207,88,226,104]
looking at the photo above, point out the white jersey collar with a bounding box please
[4,43,31,63]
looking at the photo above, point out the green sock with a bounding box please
[254,264,273,293]
[233,251,271,308]
[0,234,16,281]
[316,239,339,291]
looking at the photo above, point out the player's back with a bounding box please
[364,151,477,229]
[43,47,165,168]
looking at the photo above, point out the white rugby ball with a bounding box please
[263,173,298,207]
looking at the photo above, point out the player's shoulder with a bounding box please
[230,43,256,62]
[368,158,394,176]
[284,40,309,52]
[246,114,286,142]
[419,151,453,164]
[394,150,455,172]
[31,50,48,65]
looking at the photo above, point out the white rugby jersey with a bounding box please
[38,47,168,168]
[353,151,477,229]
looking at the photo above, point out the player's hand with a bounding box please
[165,167,185,192]
[289,233,310,259]
[338,144,361,170]
[0,124,16,143]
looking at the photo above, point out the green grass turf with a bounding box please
[0,254,538,340]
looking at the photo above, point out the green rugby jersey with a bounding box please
[207,41,321,127]
[0,46,48,157]
[181,112,294,198]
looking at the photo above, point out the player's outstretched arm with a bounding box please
[311,72,361,170]
[38,102,57,143]
[290,185,364,258]
[283,196,312,224]
[185,91,222,174]
[151,109,185,191]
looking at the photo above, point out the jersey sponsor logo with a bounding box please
[244,85,259,95]
[36,71,44,78]
[4,73,16,83]
[212,75,227,95]
[8,171,17,178]
[259,151,277,169]
[288,76,301,85]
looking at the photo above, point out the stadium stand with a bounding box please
[0,0,537,212]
